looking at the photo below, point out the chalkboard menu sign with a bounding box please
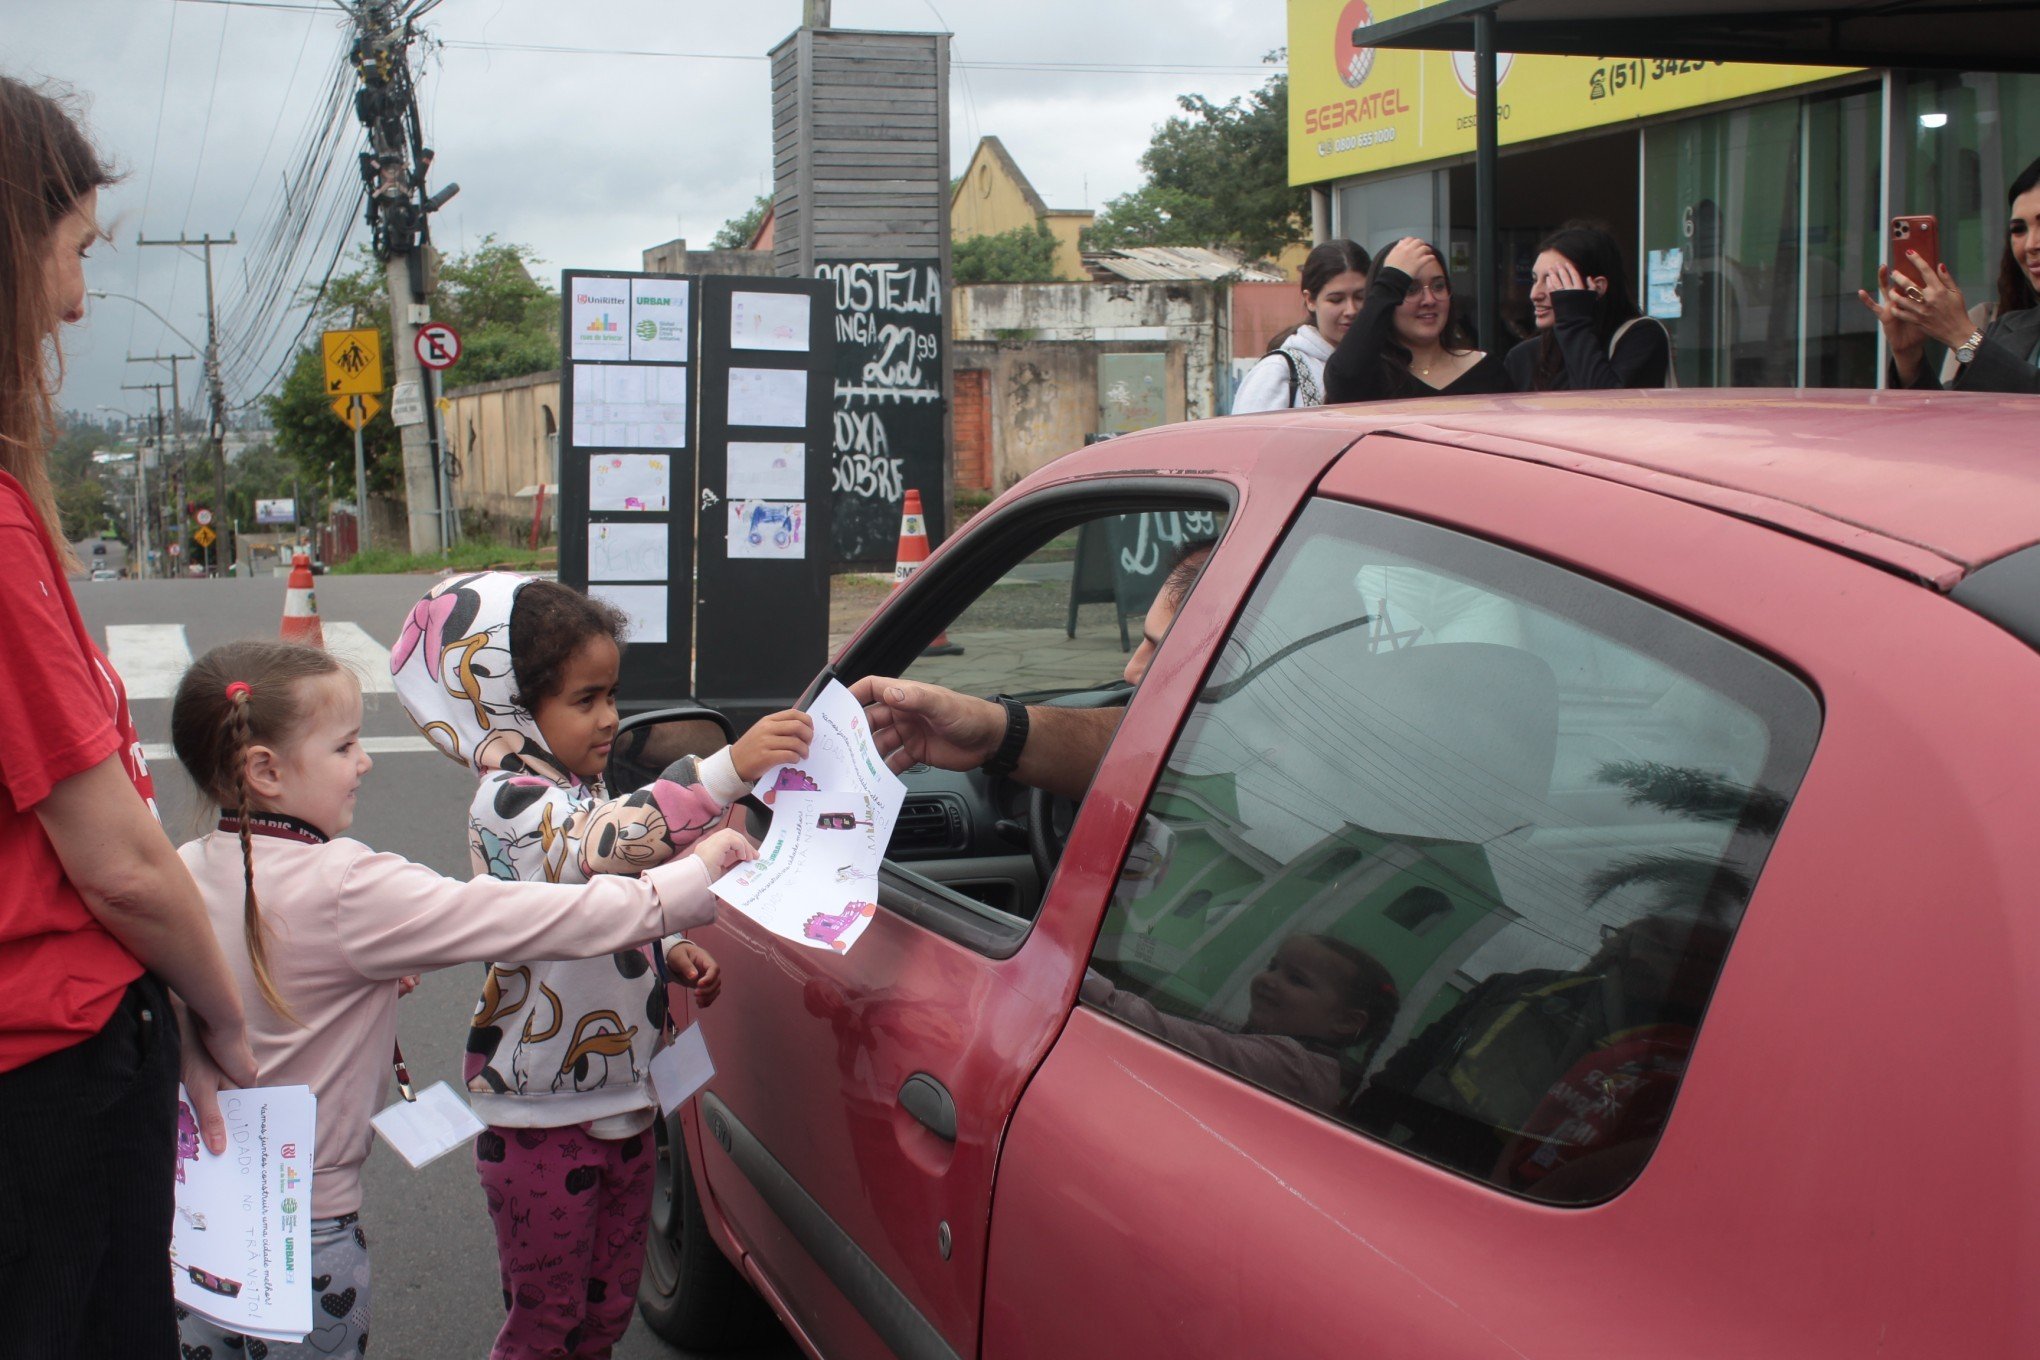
[1065,509,1225,649]
[814,259,946,568]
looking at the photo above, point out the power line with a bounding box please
[434,37,1272,76]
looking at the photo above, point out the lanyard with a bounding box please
[393,1040,416,1102]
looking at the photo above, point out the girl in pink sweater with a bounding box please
[167,639,754,1359]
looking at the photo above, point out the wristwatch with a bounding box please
[980,696,1030,777]
[1954,328,1985,365]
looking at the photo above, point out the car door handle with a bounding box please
[898,1072,957,1141]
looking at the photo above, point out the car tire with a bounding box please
[638,1108,783,1350]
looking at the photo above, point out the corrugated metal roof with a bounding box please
[1083,246,1286,284]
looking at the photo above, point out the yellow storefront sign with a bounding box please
[1288,0,1858,184]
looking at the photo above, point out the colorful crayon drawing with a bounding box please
[175,1100,201,1182]
[761,767,819,806]
[804,900,877,952]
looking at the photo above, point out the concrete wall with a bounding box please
[443,369,561,522]
[639,240,776,277]
[952,280,1222,486]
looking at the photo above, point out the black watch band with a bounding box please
[981,696,1030,777]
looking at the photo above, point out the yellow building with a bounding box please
[951,137,1095,282]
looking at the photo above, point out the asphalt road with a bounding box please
[76,573,800,1360]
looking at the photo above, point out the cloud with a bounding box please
[11,0,1280,420]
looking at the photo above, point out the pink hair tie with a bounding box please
[224,681,253,703]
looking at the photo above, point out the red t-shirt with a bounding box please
[0,471,155,1071]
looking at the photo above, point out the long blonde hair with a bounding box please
[0,77,114,570]
[171,641,348,1024]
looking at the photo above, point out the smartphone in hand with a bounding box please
[1891,215,1942,290]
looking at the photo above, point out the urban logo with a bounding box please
[1335,0,1377,89]
[636,319,659,342]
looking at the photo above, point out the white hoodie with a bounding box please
[1231,324,1336,413]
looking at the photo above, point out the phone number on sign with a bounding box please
[1589,59,1726,100]
[1320,126,1400,156]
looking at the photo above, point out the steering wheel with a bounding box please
[1027,783,1079,887]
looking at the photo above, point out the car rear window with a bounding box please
[1084,498,1820,1203]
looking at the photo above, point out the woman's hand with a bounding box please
[731,709,815,782]
[665,940,722,1008]
[690,826,758,878]
[1858,264,1930,380]
[1541,255,1602,296]
[397,975,421,997]
[1380,237,1436,279]
[175,998,254,1156]
[1898,254,1974,347]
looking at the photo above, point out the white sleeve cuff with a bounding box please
[699,746,748,806]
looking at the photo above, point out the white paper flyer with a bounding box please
[171,1083,318,1341]
[713,791,886,954]
[714,681,906,955]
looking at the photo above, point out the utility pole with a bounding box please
[347,1,459,553]
[137,233,236,575]
[121,379,173,579]
[129,353,192,581]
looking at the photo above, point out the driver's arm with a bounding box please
[852,677,1123,800]
[1011,705,1121,801]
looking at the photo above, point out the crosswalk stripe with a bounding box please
[323,621,397,693]
[105,624,193,702]
[140,734,438,764]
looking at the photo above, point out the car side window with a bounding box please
[899,507,1227,698]
[1084,499,1820,1204]
[868,500,1229,954]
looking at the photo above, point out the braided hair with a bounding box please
[171,640,347,1024]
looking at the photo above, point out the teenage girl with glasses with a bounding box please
[1323,236,1509,403]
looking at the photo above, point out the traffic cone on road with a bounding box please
[891,491,962,657]
[280,553,326,649]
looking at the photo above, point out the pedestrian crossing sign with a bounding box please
[322,328,382,396]
[193,525,217,549]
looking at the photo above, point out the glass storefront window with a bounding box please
[1899,73,2040,321]
[1805,90,1884,388]
[1643,101,1805,387]
[1334,168,1447,259]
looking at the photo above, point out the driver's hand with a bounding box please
[849,676,1006,774]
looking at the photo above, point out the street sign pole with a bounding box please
[352,410,371,555]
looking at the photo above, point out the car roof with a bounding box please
[1264,389,2040,590]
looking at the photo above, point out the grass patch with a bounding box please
[333,542,559,576]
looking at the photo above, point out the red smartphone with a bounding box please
[1891,215,1942,289]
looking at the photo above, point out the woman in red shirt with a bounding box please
[0,76,255,1358]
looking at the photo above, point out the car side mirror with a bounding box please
[607,707,737,792]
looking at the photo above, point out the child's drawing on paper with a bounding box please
[761,767,818,806]
[175,1099,201,1182]
[804,900,876,952]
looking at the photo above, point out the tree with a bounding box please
[266,238,560,505]
[1085,69,1307,263]
[952,223,1062,284]
[712,193,773,250]
[56,474,108,543]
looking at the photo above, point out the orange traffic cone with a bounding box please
[280,553,326,649]
[891,491,962,657]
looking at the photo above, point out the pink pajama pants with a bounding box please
[475,1122,657,1360]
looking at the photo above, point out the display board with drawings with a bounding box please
[692,275,836,721]
[813,260,947,569]
[556,269,695,699]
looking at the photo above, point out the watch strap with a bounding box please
[981,696,1029,777]
[1956,328,1985,363]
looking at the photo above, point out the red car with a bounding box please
[636,391,2040,1359]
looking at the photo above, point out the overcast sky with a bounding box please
[13,0,1282,424]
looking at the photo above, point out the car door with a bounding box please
[683,422,1354,1359]
[979,430,2035,1359]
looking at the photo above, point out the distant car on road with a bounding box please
[638,391,2040,1360]
[88,568,117,582]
